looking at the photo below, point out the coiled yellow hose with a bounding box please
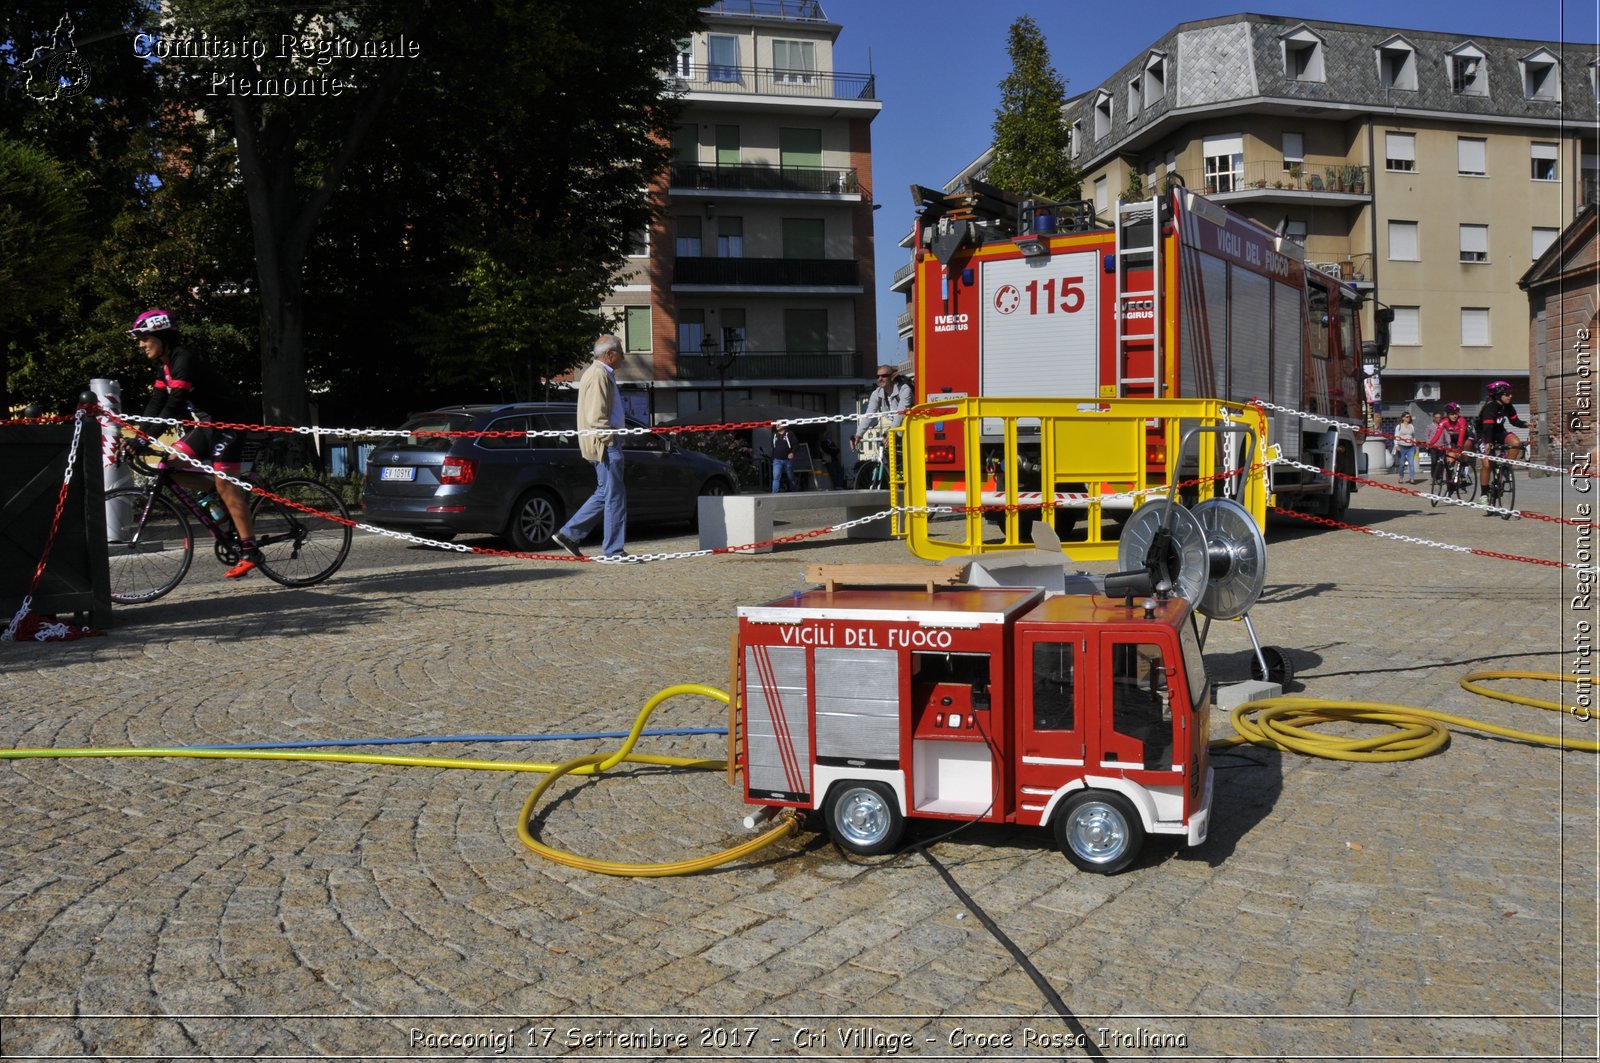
[1221,671,1598,759]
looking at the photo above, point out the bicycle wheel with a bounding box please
[105,487,194,603]
[250,479,353,587]
[1459,461,1477,504]
[1429,462,1444,507]
[1499,466,1515,519]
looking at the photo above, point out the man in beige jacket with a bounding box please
[552,335,630,559]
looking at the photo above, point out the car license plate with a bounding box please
[380,466,415,481]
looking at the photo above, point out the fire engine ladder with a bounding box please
[1114,195,1163,397]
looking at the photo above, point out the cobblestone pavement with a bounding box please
[0,473,1595,1060]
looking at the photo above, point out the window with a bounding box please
[1385,132,1415,172]
[1284,219,1308,245]
[479,415,530,451]
[671,124,697,164]
[772,39,815,84]
[1094,91,1113,140]
[624,306,652,353]
[1391,306,1420,346]
[1531,141,1558,181]
[783,308,828,353]
[675,216,701,257]
[1377,37,1418,91]
[1449,46,1487,97]
[1141,52,1166,108]
[1388,220,1419,261]
[1282,132,1304,171]
[1070,119,1083,157]
[1110,642,1172,768]
[1532,227,1559,260]
[670,38,692,79]
[1457,137,1487,177]
[707,34,739,82]
[1093,175,1108,213]
[1459,224,1489,263]
[1461,307,1490,347]
[781,218,824,259]
[778,127,822,173]
[1282,28,1325,83]
[1127,78,1140,116]
[719,310,746,354]
[1203,134,1243,193]
[1032,642,1075,732]
[717,216,743,258]
[1521,50,1560,101]
[626,225,649,257]
[715,125,740,167]
[677,308,705,357]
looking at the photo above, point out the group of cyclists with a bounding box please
[1418,380,1528,509]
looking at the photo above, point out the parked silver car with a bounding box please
[363,403,737,549]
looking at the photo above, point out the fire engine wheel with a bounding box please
[1250,645,1295,689]
[824,782,904,856]
[1327,449,1354,522]
[1055,791,1144,874]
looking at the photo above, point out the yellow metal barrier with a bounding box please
[890,396,1269,563]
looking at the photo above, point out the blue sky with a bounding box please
[814,1,1600,358]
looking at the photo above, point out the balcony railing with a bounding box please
[674,256,859,287]
[1169,161,1371,195]
[670,162,859,194]
[675,350,859,380]
[702,0,829,21]
[670,65,876,101]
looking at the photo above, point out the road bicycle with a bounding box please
[106,441,354,603]
[1428,447,1476,507]
[1479,442,1517,519]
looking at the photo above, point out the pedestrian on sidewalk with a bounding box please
[1393,412,1418,483]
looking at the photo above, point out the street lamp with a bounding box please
[709,328,742,425]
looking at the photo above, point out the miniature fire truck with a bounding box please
[733,572,1214,874]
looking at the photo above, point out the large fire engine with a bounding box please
[728,485,1281,872]
[908,181,1388,525]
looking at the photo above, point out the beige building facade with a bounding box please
[600,0,881,437]
[921,14,1597,417]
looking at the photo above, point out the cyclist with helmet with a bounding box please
[1474,380,1527,505]
[130,309,261,578]
[1425,402,1473,490]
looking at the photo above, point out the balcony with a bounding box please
[674,256,859,288]
[1169,162,1371,200]
[670,162,859,195]
[670,65,876,102]
[675,350,859,380]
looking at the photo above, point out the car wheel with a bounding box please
[692,477,734,530]
[506,489,563,551]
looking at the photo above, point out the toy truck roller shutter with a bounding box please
[814,649,899,763]
[744,645,813,801]
[980,253,1101,397]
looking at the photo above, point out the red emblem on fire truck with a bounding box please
[994,284,1021,315]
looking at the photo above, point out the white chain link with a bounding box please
[3,409,86,641]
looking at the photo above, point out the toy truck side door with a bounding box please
[1014,627,1091,828]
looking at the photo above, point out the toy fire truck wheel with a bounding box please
[1055,791,1144,874]
[824,782,904,856]
[1250,646,1295,688]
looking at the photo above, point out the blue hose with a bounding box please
[185,727,726,752]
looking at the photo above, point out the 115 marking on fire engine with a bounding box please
[777,621,955,649]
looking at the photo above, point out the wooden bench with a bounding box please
[697,489,893,553]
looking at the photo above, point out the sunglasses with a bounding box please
[876,374,891,379]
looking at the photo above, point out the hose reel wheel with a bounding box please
[1116,498,1267,620]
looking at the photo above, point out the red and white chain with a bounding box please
[3,409,87,641]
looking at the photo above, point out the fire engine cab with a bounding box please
[735,577,1213,874]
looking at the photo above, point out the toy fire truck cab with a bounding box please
[735,584,1213,874]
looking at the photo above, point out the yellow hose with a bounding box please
[1222,671,1599,759]
[0,682,800,877]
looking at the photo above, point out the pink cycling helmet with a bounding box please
[1487,379,1512,396]
[129,309,175,336]
[1444,402,1460,413]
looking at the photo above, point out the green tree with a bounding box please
[985,15,1079,203]
[0,135,89,412]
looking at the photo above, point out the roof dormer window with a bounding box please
[1521,49,1560,101]
[1449,44,1488,97]
[1376,36,1417,92]
[1094,90,1113,140]
[1282,28,1325,83]
[1141,51,1166,109]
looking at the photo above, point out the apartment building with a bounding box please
[911,14,1597,418]
[600,0,881,429]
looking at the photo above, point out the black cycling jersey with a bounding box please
[1474,399,1527,447]
[142,345,239,422]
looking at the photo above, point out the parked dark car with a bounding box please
[363,403,737,549]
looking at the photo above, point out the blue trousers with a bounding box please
[560,445,627,556]
[1395,446,1417,480]
[772,458,795,492]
